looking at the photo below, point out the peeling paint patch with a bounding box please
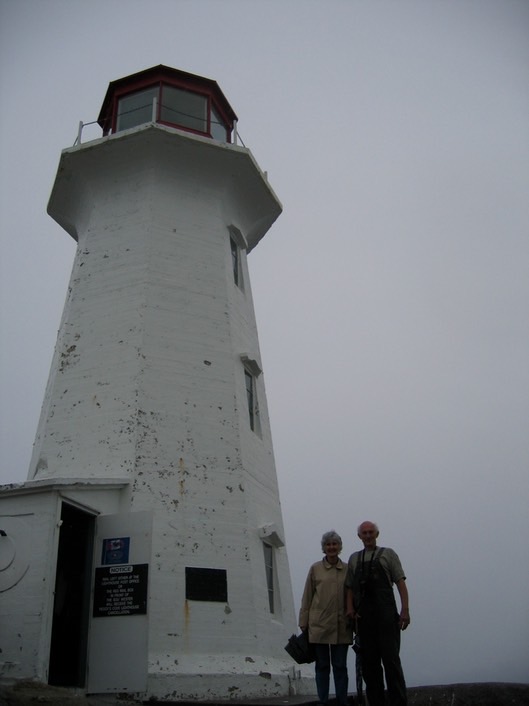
[59,344,79,371]
[178,457,189,495]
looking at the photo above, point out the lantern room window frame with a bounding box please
[98,65,237,143]
[113,80,228,141]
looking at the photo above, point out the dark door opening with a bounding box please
[48,502,95,687]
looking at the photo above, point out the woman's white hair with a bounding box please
[321,530,342,552]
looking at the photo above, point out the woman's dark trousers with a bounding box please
[313,643,349,705]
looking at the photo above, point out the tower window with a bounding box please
[263,543,275,613]
[228,226,247,290]
[245,370,256,431]
[241,356,262,435]
[230,236,240,287]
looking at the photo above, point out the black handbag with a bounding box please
[284,630,315,664]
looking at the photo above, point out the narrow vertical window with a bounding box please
[245,369,255,430]
[241,356,262,436]
[263,544,274,613]
[228,226,247,290]
[230,235,240,287]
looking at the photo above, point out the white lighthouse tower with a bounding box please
[0,66,310,700]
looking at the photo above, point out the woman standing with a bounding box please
[299,530,353,706]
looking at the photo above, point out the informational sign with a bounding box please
[101,536,130,565]
[93,564,148,617]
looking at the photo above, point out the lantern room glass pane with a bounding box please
[160,85,207,133]
[211,105,228,142]
[117,86,159,132]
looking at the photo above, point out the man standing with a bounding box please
[345,521,410,706]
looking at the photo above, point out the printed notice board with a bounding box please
[93,564,148,617]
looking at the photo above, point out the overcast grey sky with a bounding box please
[1,0,528,688]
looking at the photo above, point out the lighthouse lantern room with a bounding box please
[98,64,237,141]
[0,66,311,700]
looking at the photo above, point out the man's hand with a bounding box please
[399,611,410,630]
[396,579,410,630]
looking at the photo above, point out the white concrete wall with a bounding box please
[0,481,129,682]
[0,491,58,681]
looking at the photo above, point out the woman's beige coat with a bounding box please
[298,558,352,644]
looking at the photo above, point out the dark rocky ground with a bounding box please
[1,681,528,706]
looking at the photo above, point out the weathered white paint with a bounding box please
[0,121,313,698]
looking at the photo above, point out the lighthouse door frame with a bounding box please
[48,500,96,687]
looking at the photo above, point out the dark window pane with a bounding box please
[263,544,274,613]
[230,236,239,286]
[245,370,254,430]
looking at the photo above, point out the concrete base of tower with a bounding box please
[145,655,315,701]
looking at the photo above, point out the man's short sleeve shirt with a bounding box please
[345,546,405,589]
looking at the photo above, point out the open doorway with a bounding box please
[48,502,95,687]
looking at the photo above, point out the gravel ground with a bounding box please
[1,681,528,706]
